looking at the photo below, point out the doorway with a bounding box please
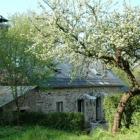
[77,99,84,113]
[96,97,101,121]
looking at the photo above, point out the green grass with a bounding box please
[90,126,140,140]
[0,126,91,140]
[1,126,140,140]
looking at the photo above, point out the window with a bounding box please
[0,108,3,113]
[56,101,63,112]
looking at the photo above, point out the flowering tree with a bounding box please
[37,0,140,133]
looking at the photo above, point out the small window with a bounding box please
[20,109,26,113]
[0,108,3,113]
[56,101,63,112]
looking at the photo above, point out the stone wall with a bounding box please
[2,86,122,123]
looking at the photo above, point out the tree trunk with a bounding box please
[112,92,132,133]
[15,97,20,125]
[111,50,140,133]
[12,86,20,125]
[112,88,140,133]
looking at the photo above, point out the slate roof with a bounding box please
[0,86,35,107]
[39,76,125,89]
[38,63,126,89]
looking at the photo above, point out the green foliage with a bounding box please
[134,67,140,77]
[0,126,24,140]
[0,126,90,140]
[103,94,140,130]
[112,67,131,86]
[112,66,140,87]
[129,96,140,127]
[0,15,54,86]
[0,112,13,125]
[90,125,140,140]
[103,94,121,130]
[17,112,85,131]
[0,15,55,126]
[0,112,84,131]
[131,112,140,127]
[2,125,140,140]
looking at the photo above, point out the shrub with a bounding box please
[131,112,140,127]
[0,112,14,125]
[18,112,85,131]
[103,94,120,130]
[103,94,140,130]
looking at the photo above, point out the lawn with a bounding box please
[0,126,91,140]
[1,126,140,140]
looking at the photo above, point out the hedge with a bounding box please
[13,112,85,131]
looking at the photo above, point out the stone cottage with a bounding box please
[0,64,126,126]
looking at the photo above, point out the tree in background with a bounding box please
[36,0,140,133]
[0,15,54,123]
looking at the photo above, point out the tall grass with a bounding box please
[1,125,140,140]
[16,126,90,140]
[91,126,140,140]
[0,126,91,140]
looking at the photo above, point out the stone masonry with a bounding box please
[2,86,123,124]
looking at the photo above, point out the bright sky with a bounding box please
[0,0,140,18]
[0,0,39,18]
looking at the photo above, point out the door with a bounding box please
[77,99,84,113]
[96,97,101,121]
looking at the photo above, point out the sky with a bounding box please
[0,0,39,18]
[1,0,140,18]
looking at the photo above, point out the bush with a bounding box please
[0,112,14,125]
[18,112,85,131]
[103,94,121,130]
[131,112,140,127]
[103,94,140,130]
